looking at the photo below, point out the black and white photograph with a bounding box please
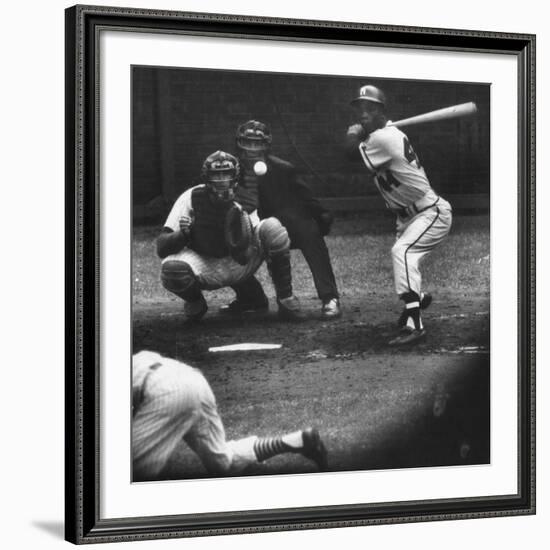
[131,67,491,482]
[62,4,536,544]
[2,0,545,547]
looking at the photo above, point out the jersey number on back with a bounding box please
[403,137,422,168]
[376,136,422,193]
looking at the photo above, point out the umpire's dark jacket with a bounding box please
[236,154,338,301]
[255,155,332,236]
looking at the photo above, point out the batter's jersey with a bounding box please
[358,124,438,213]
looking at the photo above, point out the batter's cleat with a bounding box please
[277,295,306,321]
[397,292,433,328]
[301,427,328,471]
[219,299,269,315]
[321,298,342,320]
[183,294,208,322]
[389,327,426,346]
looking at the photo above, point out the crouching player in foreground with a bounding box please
[133,351,328,481]
[157,150,304,322]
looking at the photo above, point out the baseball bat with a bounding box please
[389,102,478,128]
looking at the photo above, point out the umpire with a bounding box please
[220,120,341,320]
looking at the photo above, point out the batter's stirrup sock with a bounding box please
[268,252,293,300]
[402,291,423,330]
[253,431,304,462]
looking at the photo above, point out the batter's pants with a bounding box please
[392,198,452,297]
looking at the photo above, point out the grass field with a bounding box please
[132,213,490,480]
[133,213,490,306]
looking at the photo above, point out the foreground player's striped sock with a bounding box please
[253,431,303,462]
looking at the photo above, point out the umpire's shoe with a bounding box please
[301,428,328,471]
[219,298,269,315]
[397,292,432,328]
[184,294,208,322]
[389,326,426,346]
[277,295,306,321]
[321,298,342,320]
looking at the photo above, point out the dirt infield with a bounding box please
[133,290,490,480]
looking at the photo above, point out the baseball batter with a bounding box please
[157,150,304,322]
[133,350,328,480]
[345,85,452,345]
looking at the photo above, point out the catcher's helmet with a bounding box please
[350,85,386,106]
[236,120,272,153]
[201,150,240,203]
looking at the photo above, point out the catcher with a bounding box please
[157,150,304,322]
[220,120,341,320]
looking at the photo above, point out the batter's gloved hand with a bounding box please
[346,123,366,139]
[317,211,334,236]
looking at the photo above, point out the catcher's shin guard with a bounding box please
[161,260,202,301]
[267,252,293,300]
[259,217,291,256]
[258,217,293,299]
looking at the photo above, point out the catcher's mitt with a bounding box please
[224,204,254,265]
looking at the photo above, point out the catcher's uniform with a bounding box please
[132,351,259,480]
[163,185,267,289]
[357,123,452,296]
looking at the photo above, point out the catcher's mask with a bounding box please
[201,150,240,204]
[236,120,272,159]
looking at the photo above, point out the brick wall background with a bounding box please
[132,66,490,221]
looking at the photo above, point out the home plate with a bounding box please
[208,343,282,352]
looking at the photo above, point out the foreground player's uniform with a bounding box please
[346,85,452,345]
[132,351,328,480]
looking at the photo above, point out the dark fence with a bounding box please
[133,67,490,223]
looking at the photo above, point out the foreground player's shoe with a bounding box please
[219,298,269,315]
[277,295,306,321]
[397,292,433,328]
[301,427,329,471]
[183,294,208,322]
[389,326,427,346]
[321,298,342,320]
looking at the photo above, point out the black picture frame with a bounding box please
[65,4,536,544]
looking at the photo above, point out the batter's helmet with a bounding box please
[236,120,272,153]
[201,150,240,203]
[350,85,386,106]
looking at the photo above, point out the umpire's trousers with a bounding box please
[234,216,339,303]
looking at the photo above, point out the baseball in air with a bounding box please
[253,161,267,176]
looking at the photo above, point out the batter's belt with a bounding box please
[397,195,441,221]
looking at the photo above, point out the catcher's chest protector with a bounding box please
[189,188,231,258]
